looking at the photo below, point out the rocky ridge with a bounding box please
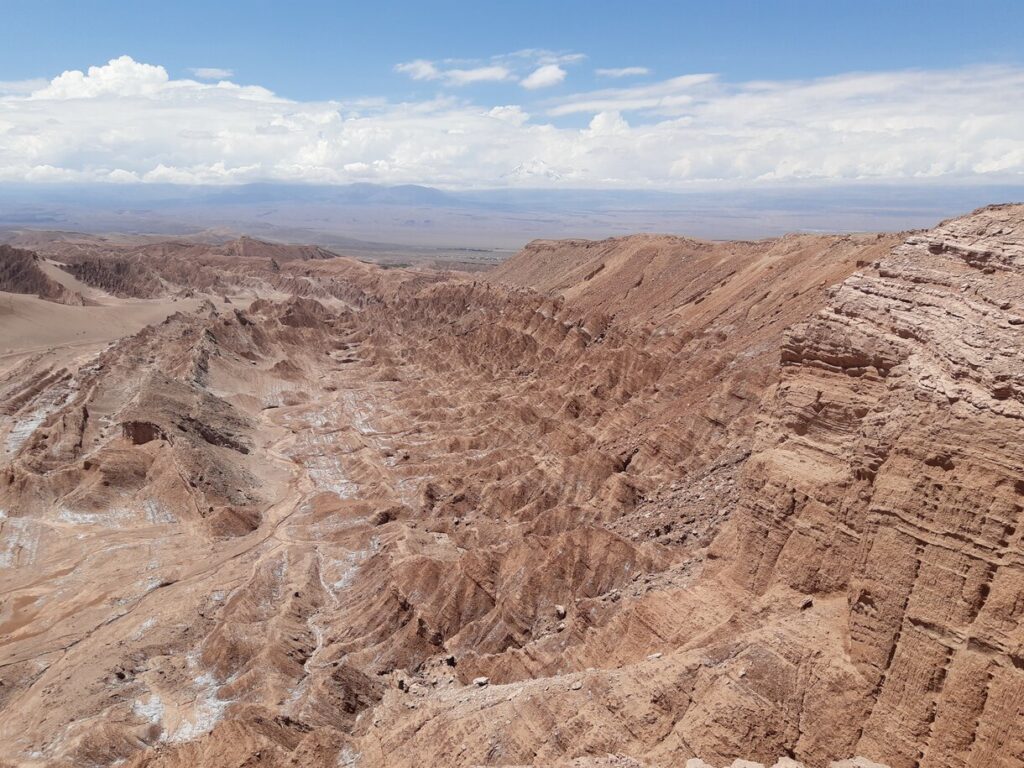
[0,208,1019,767]
[0,245,86,305]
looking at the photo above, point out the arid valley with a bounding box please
[3,4,1024,764]
[0,203,1021,767]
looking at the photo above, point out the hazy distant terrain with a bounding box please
[3,182,1022,261]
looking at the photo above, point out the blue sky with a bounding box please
[0,1,1022,188]
[2,1,1019,102]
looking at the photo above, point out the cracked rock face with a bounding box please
[0,208,1021,768]
[714,204,1024,768]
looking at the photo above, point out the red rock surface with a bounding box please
[0,208,1020,767]
[0,245,86,305]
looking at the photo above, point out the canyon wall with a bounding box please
[713,204,1024,767]
[0,209,1020,767]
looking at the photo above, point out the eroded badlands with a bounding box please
[0,207,1021,767]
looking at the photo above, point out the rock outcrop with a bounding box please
[713,204,1024,767]
[0,245,85,305]
[0,208,1020,768]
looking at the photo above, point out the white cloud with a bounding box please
[32,55,170,99]
[106,168,140,183]
[444,66,512,86]
[596,67,650,78]
[189,67,234,80]
[2,56,1024,190]
[394,59,440,81]
[521,64,566,90]
[488,105,530,125]
[508,49,586,66]
[395,59,510,86]
[586,111,630,135]
[549,74,716,116]
[0,78,48,95]
[396,50,581,88]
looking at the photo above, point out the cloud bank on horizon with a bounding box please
[1,54,1023,189]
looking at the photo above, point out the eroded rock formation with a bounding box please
[0,245,86,305]
[0,208,1020,767]
[714,204,1024,767]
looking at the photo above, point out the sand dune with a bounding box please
[0,290,205,375]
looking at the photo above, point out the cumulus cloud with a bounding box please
[2,56,1024,189]
[488,105,530,125]
[586,111,630,135]
[32,55,170,99]
[596,67,650,78]
[189,67,234,80]
[521,64,566,90]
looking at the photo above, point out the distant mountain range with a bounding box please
[1,181,1023,251]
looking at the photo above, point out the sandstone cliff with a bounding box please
[712,204,1024,767]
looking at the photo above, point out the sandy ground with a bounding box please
[35,259,110,302]
[0,288,205,376]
